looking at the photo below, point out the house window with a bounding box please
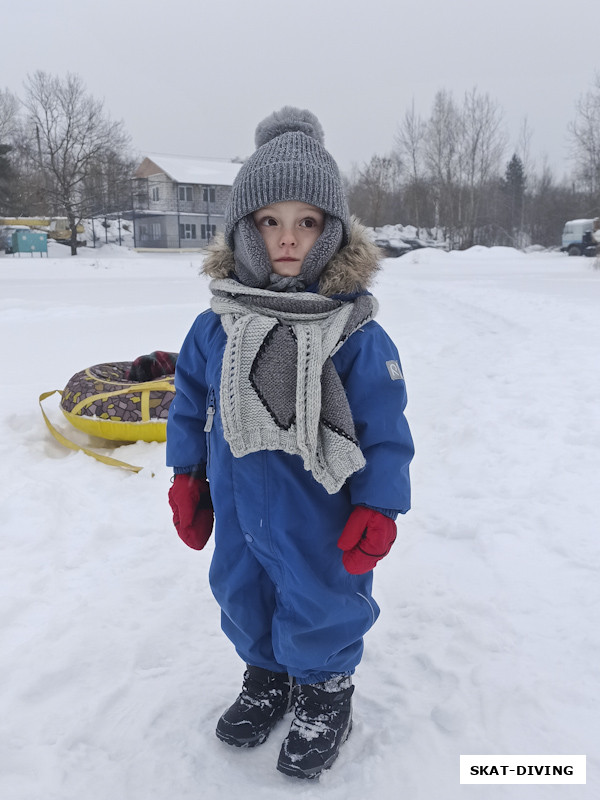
[151,186,160,202]
[151,223,161,240]
[202,186,216,203]
[178,185,193,202]
[201,224,217,240]
[179,223,197,240]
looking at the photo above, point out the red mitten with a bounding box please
[168,474,214,550]
[337,506,397,574]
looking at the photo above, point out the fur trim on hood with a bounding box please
[202,217,381,297]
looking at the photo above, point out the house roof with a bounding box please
[136,154,243,186]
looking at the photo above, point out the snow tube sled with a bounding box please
[59,353,177,443]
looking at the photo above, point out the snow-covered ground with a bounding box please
[1,242,598,799]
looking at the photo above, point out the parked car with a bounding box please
[374,237,428,258]
[0,225,30,254]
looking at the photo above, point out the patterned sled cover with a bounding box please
[60,362,175,443]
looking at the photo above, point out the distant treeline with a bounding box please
[2,74,600,253]
[345,83,600,249]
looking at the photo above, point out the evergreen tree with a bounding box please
[501,153,526,236]
[0,144,13,213]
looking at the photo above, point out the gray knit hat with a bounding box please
[225,107,350,248]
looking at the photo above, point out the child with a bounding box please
[166,107,414,780]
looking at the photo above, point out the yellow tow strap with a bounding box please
[39,390,143,473]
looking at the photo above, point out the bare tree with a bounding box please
[347,154,402,228]
[516,117,534,177]
[511,117,535,237]
[0,88,19,144]
[526,159,578,247]
[569,73,600,203]
[459,88,507,246]
[23,71,130,254]
[395,100,428,227]
[423,90,463,243]
[83,148,137,218]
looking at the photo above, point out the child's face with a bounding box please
[252,201,325,276]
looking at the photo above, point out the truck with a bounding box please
[561,218,599,256]
[46,217,86,246]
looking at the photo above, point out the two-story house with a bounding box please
[132,154,243,249]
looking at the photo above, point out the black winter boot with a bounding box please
[216,665,295,748]
[277,674,354,779]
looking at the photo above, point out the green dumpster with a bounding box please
[12,230,48,256]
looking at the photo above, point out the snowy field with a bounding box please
[1,242,598,799]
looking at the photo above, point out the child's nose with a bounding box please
[280,227,296,246]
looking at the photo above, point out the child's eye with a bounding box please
[300,218,318,228]
[254,216,278,227]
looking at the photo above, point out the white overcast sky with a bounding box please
[3,0,599,178]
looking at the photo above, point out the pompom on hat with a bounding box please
[254,106,325,148]
[225,106,350,248]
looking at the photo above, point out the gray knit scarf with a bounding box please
[210,278,378,494]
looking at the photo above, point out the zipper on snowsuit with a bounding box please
[204,387,216,468]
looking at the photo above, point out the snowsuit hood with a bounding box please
[202,217,382,297]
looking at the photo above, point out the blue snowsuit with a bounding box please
[167,302,413,684]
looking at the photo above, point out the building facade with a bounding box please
[132,154,242,249]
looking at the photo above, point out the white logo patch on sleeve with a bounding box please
[386,360,404,381]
